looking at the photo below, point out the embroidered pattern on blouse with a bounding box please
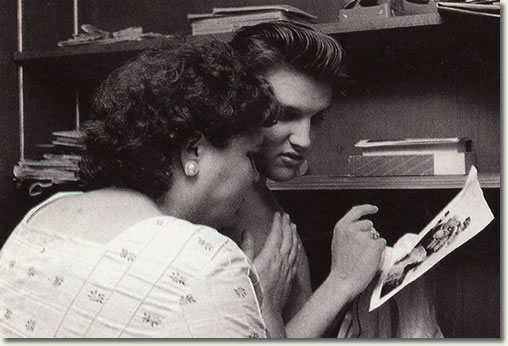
[142,312,162,328]
[170,272,186,286]
[8,260,15,269]
[40,247,46,254]
[197,237,213,251]
[27,267,35,277]
[4,308,12,320]
[120,248,136,262]
[234,287,247,298]
[88,289,105,304]
[248,332,260,338]
[179,294,197,306]
[53,276,64,287]
[25,319,36,331]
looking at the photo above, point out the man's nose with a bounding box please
[289,119,312,151]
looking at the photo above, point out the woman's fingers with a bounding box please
[262,212,284,253]
[287,224,299,267]
[279,214,294,255]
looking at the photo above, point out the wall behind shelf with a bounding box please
[307,24,500,175]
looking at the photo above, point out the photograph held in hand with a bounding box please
[370,167,494,311]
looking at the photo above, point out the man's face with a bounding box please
[257,65,333,182]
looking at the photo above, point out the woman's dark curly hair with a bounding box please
[79,40,279,200]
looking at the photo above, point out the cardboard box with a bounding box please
[348,152,477,176]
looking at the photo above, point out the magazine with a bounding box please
[369,166,494,311]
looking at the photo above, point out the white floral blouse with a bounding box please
[0,193,266,338]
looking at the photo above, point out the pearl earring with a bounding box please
[184,160,199,177]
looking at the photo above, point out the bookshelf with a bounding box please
[12,34,229,63]
[11,6,500,199]
[13,10,500,179]
[12,13,443,63]
[268,173,500,191]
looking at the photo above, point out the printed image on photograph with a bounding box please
[380,215,472,297]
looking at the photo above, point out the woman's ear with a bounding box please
[180,133,203,177]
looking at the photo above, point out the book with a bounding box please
[348,152,477,176]
[13,163,79,183]
[187,5,316,35]
[189,12,310,35]
[43,153,82,162]
[17,159,78,170]
[355,137,472,156]
[52,129,83,140]
[369,166,494,311]
[437,1,500,18]
[211,5,318,21]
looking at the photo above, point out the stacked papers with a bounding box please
[14,130,84,184]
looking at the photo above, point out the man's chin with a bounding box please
[266,167,298,182]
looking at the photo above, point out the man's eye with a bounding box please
[280,109,299,121]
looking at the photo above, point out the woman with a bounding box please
[229,21,442,338]
[0,41,285,338]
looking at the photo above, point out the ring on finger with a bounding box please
[369,227,380,240]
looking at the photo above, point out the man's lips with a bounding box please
[280,152,304,165]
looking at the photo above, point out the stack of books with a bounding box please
[187,5,317,36]
[348,138,476,176]
[13,130,84,184]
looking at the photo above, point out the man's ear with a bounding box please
[180,132,205,176]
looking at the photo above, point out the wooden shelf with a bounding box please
[12,33,232,63]
[12,13,444,64]
[316,13,443,35]
[267,173,500,191]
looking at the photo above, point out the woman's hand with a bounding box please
[241,212,299,314]
[329,204,386,300]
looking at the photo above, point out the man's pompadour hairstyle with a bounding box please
[230,21,344,79]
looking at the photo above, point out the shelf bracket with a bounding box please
[17,0,24,161]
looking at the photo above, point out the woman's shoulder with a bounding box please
[157,217,251,269]
[23,190,163,244]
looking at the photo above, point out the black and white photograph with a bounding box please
[0,0,500,338]
[370,167,494,311]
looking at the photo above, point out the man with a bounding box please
[228,21,443,338]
